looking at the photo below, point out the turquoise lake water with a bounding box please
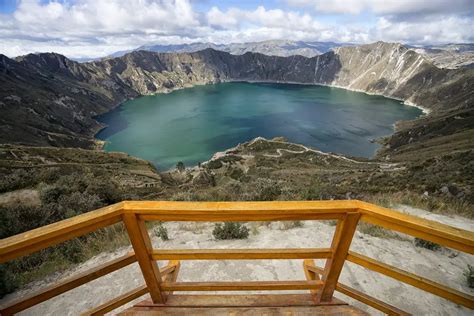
[96,83,422,170]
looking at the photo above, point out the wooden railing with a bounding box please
[0,200,473,315]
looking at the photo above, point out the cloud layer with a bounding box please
[0,0,472,58]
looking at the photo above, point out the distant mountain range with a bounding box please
[72,40,472,70]
[407,43,474,69]
[106,40,348,59]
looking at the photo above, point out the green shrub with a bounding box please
[0,264,18,297]
[154,223,169,241]
[176,161,185,172]
[206,160,223,169]
[464,265,474,288]
[257,185,281,201]
[57,239,86,264]
[414,238,441,251]
[85,181,122,204]
[56,191,103,217]
[212,222,249,240]
[39,185,65,205]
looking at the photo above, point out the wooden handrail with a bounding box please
[0,200,473,315]
[80,264,177,316]
[81,284,148,316]
[151,248,333,260]
[160,280,324,291]
[126,200,354,221]
[0,202,124,263]
[346,251,474,309]
[356,200,474,254]
[305,262,411,315]
[0,253,136,316]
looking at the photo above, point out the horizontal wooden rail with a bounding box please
[81,285,148,316]
[346,251,474,309]
[151,248,332,260]
[337,283,410,316]
[124,200,358,213]
[0,203,124,263]
[139,213,345,222]
[136,293,350,307]
[81,264,177,316]
[306,264,410,315]
[0,252,136,316]
[160,280,324,291]
[357,201,474,254]
[127,200,353,222]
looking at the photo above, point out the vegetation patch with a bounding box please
[414,238,441,251]
[464,265,474,288]
[154,223,169,241]
[212,222,249,240]
[357,222,407,241]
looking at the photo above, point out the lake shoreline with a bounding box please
[227,79,431,114]
[94,82,422,171]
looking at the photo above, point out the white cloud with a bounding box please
[0,0,203,58]
[0,0,472,58]
[372,16,474,44]
[286,0,473,15]
[207,6,323,32]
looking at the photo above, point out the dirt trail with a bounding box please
[248,137,402,170]
[1,205,473,315]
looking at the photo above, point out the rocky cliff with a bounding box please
[1,42,473,158]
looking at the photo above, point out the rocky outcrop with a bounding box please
[1,42,473,154]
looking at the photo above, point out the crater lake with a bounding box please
[96,83,422,170]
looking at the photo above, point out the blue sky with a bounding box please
[0,0,472,58]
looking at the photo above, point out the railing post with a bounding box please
[122,213,165,303]
[303,259,320,299]
[163,260,181,296]
[317,212,360,302]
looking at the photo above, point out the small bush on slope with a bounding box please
[213,222,249,240]
[154,223,169,241]
[464,265,474,288]
[414,238,441,251]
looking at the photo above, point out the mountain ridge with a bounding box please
[105,40,347,59]
[1,41,473,162]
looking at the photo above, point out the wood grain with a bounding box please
[0,253,136,316]
[151,248,332,260]
[357,200,474,254]
[317,212,360,302]
[0,202,123,263]
[306,264,411,315]
[123,213,164,304]
[160,280,323,291]
[347,251,474,309]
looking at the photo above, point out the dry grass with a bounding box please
[357,222,409,241]
[177,222,208,233]
[0,189,40,207]
[365,192,473,219]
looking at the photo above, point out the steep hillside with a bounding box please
[1,42,472,154]
[0,54,131,148]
